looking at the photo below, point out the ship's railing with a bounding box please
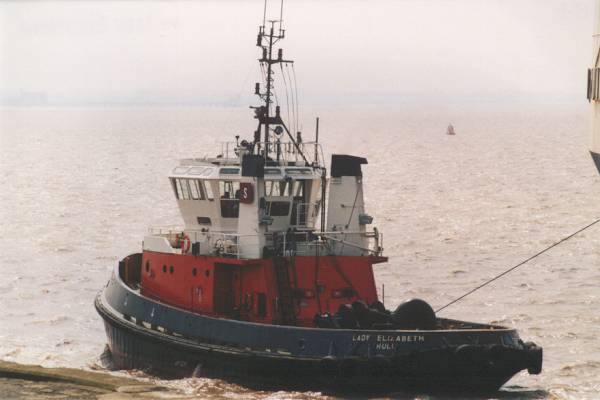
[291,202,320,228]
[205,232,257,258]
[204,230,383,258]
[147,226,185,242]
[147,226,383,259]
[149,226,184,235]
[216,141,325,167]
[147,227,257,258]
[276,229,383,257]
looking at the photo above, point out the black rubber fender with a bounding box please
[369,300,387,314]
[524,342,543,375]
[337,304,358,329]
[392,299,437,330]
[351,300,371,328]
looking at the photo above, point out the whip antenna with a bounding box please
[435,217,600,313]
[279,0,284,33]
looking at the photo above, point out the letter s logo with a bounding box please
[239,183,253,203]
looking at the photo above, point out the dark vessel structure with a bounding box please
[95,11,542,394]
[588,0,600,174]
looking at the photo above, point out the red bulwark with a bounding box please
[140,251,380,327]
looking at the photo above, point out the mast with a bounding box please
[263,22,278,147]
[252,17,308,164]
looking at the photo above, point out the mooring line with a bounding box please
[435,217,600,313]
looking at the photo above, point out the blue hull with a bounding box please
[95,267,542,394]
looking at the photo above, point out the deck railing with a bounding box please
[216,141,325,167]
[291,202,320,228]
[147,226,383,259]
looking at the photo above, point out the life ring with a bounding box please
[178,233,191,254]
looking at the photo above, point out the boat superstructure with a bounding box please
[138,19,384,327]
[95,9,542,394]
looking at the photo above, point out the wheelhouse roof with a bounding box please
[169,161,321,180]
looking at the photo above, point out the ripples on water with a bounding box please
[1,105,599,399]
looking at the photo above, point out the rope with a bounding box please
[329,254,360,298]
[435,217,600,314]
[291,64,300,134]
[314,236,323,314]
[286,64,296,134]
[280,63,291,128]
[271,68,279,107]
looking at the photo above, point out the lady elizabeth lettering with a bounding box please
[352,334,426,350]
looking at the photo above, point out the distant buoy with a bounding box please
[446,124,455,135]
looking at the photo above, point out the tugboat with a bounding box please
[95,12,542,394]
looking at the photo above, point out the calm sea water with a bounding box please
[1,105,599,399]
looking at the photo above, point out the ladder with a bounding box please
[273,256,297,325]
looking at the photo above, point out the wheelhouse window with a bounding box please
[267,201,291,216]
[264,168,281,176]
[219,180,240,218]
[173,166,190,174]
[188,179,205,200]
[174,178,191,199]
[264,180,290,197]
[203,181,215,200]
[219,168,240,175]
[172,178,208,200]
[285,168,312,175]
[189,167,205,175]
[291,180,304,197]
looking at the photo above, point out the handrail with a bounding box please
[215,141,324,166]
[146,226,383,259]
[319,233,378,255]
[292,202,320,227]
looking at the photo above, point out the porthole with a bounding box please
[192,268,197,277]
[162,265,167,273]
[145,261,150,272]
[169,266,174,274]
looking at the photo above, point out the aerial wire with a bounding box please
[435,217,600,313]
[259,63,267,96]
[286,63,296,134]
[291,63,300,134]
[280,63,292,131]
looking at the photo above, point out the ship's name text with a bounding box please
[351,334,426,343]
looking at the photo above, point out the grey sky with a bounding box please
[0,0,593,106]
